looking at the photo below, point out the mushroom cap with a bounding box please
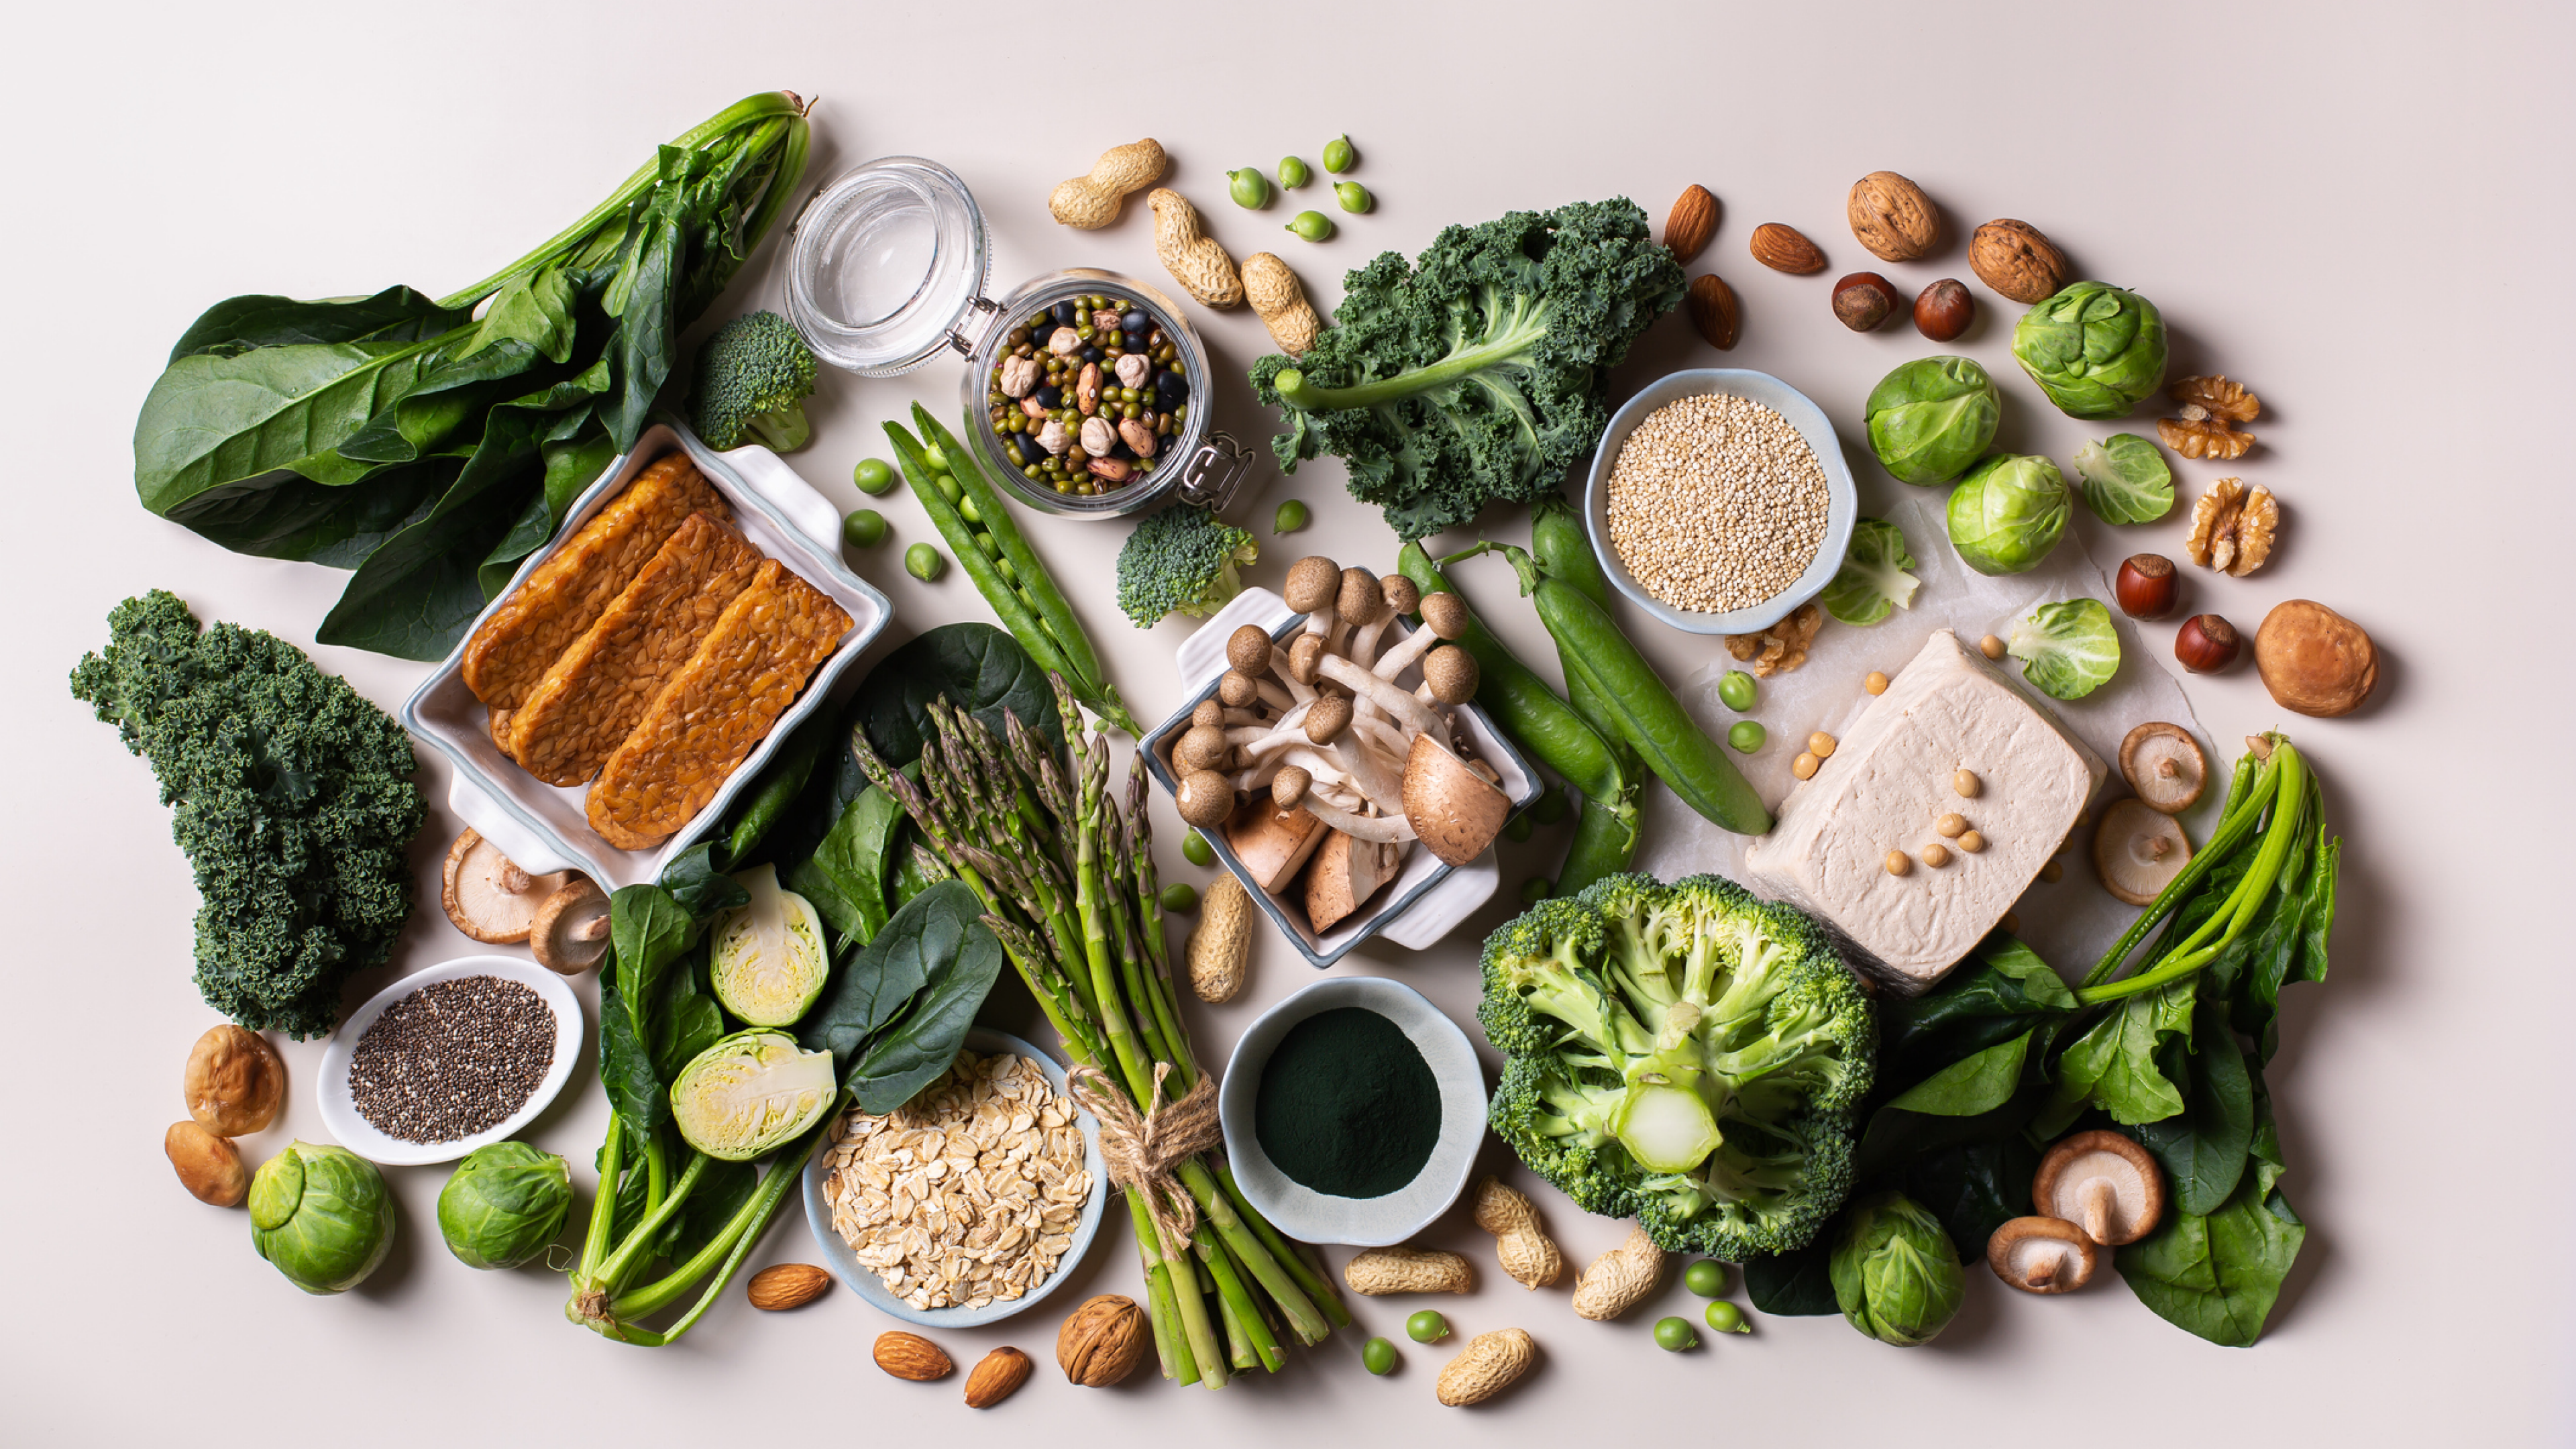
[1401,733,1511,866]
[2092,798,2194,906]
[1227,625,1277,675]
[1175,724,1231,772]
[1381,574,1421,616]
[1422,645,1480,704]
[529,877,611,976]
[1272,765,1312,811]
[1337,566,1388,625]
[1283,555,1341,613]
[1193,698,1225,730]
[184,1025,284,1138]
[1175,769,1238,829]
[1288,633,1326,684]
[441,828,574,944]
[1986,1216,2100,1293]
[1416,590,1470,641]
[1304,693,1354,745]
[2119,722,2208,814]
[1218,670,1260,708]
[2033,1130,2165,1246]
[2254,599,2378,717]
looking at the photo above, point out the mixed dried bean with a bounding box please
[984,293,1191,498]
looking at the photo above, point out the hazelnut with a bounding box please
[2174,614,2243,674]
[1913,279,1974,341]
[1831,272,1899,332]
[2115,553,2180,621]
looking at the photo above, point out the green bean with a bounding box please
[841,508,886,548]
[1556,788,1638,898]
[1527,498,1645,894]
[1322,134,1355,173]
[1334,181,1373,214]
[1277,156,1311,190]
[904,543,946,582]
[884,422,1078,690]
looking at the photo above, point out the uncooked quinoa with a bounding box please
[1603,393,1831,613]
[347,975,556,1144]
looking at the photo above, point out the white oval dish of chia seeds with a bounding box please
[1584,368,1858,637]
[316,957,583,1167]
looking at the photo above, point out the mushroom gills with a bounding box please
[2118,722,2208,814]
[2031,1130,2166,1246]
[2093,798,2194,905]
[1986,1216,2100,1294]
[1303,829,1409,933]
[441,829,576,944]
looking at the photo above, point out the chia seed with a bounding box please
[348,975,556,1144]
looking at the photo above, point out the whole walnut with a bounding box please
[1056,1294,1150,1386]
[184,1025,285,1138]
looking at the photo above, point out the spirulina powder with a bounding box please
[1253,1007,1440,1199]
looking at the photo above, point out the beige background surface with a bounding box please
[5,2,2568,1443]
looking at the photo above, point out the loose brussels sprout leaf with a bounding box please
[1820,517,1921,626]
[1946,453,2072,576]
[2008,598,2122,700]
[2073,433,2175,525]
[1830,1191,1964,1347]
[437,1141,572,1271]
[249,1140,396,1295]
[671,1029,837,1161]
[2011,282,2169,419]
[709,864,829,1027]
[1865,357,2000,486]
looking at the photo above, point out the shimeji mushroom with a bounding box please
[1986,1216,2101,1293]
[2119,722,2208,814]
[1371,590,1470,682]
[2031,1130,2165,1246]
[530,877,611,975]
[441,828,582,945]
[2093,798,2194,905]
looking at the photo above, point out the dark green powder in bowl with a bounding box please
[1252,1006,1441,1199]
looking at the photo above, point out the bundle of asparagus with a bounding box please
[848,677,1348,1387]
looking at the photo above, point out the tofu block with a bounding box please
[1741,629,2105,992]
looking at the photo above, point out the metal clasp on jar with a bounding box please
[1173,431,1254,512]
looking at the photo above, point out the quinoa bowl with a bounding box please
[1582,369,1858,637]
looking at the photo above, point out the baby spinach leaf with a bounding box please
[2116,1149,2304,1347]
[790,784,904,951]
[891,824,936,909]
[1879,933,2076,1089]
[1886,1030,2033,1117]
[798,880,1004,1114]
[647,947,726,1087]
[1745,1238,1841,1316]
[854,624,1064,766]
[2052,979,2195,1126]
[2135,996,2255,1216]
[596,977,667,1136]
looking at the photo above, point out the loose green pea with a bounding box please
[841,508,886,549]
[1228,167,1271,209]
[1273,498,1309,533]
[1278,155,1311,190]
[1285,210,1335,243]
[922,445,950,474]
[1183,830,1217,868]
[1519,875,1552,906]
[1322,133,1356,173]
[1529,785,1568,826]
[1405,1310,1449,1344]
[1361,1336,1397,1375]
[1503,812,1534,843]
[1334,181,1374,214]
[1654,1316,1699,1352]
[1717,669,1758,711]
[904,543,947,582]
[1727,720,1766,754]
[1684,1260,1726,1297]
[853,458,896,495]
[1705,1300,1750,1334]
[1159,883,1199,914]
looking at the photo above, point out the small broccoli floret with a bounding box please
[1113,506,1259,627]
[688,311,818,452]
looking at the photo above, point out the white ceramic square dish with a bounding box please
[400,423,890,890]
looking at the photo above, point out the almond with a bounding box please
[1968,219,2069,304]
[963,1346,1033,1408]
[1749,222,1827,274]
[1662,184,1719,262]
[745,1263,831,1311]
[1847,170,1941,262]
[1685,274,1739,350]
[874,1330,955,1381]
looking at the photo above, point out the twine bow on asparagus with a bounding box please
[1069,1061,1222,1251]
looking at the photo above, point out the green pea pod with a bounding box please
[1397,544,1621,802]
[883,422,1081,692]
[1556,785,1640,898]
[1528,498,1635,758]
[1540,578,1771,835]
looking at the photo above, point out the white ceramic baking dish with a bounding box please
[400,422,890,890]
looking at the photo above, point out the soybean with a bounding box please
[1285,210,1335,243]
[1322,134,1356,173]
[853,458,896,495]
[1334,181,1374,214]
[1273,498,1309,533]
[841,508,887,549]
[904,543,947,582]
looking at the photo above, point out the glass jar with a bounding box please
[786,157,1250,519]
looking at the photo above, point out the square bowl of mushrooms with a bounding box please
[1144,556,1540,969]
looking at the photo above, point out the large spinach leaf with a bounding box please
[600,885,703,1133]
[2116,1148,2303,1346]
[1884,1030,2033,1118]
[1744,1239,1840,1316]
[2135,995,2256,1216]
[854,624,1064,765]
[1878,934,2076,1092]
[1899,1134,2038,1254]
[2051,979,2195,1126]
[790,783,905,951]
[798,881,1004,1114]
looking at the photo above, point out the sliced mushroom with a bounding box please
[2092,798,2194,905]
[530,878,612,975]
[441,828,578,945]
[1304,694,1354,745]
[2033,1130,2165,1246]
[1304,830,1408,932]
[1175,769,1238,830]
[1272,765,1313,811]
[1226,796,1329,893]
[1401,732,1512,865]
[1423,645,1480,704]
[1987,1216,2101,1293]
[2119,722,2208,815]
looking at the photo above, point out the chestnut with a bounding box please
[2174,613,2241,673]
[1831,272,1898,331]
[2115,553,2180,620]
[1913,278,1974,341]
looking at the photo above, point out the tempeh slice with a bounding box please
[586,561,852,851]
[461,454,729,708]
[505,512,763,786]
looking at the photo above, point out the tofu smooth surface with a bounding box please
[1741,629,2106,991]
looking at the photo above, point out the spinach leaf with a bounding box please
[1744,1239,1839,1316]
[2116,1144,2304,1347]
[1900,1134,2039,1254]
[2135,995,2255,1216]
[854,624,1064,765]
[647,945,727,1087]
[661,1158,760,1265]
[602,883,703,1134]
[1879,934,2076,1090]
[168,286,469,362]
[790,784,904,951]
[1885,1030,2033,1117]
[891,822,936,909]
[798,881,1004,1114]
[596,976,667,1138]
[2051,979,2194,1126]
[655,710,835,916]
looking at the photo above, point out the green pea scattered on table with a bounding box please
[1727,720,1766,753]
[1405,1309,1450,1344]
[1274,498,1309,533]
[1335,181,1373,214]
[1228,167,1270,209]
[1529,785,1568,826]
[1183,830,1217,867]
[1503,812,1533,843]
[1684,1258,1726,1297]
[1654,1316,1699,1352]
[1704,1300,1750,1334]
[1718,669,1758,711]
[852,458,896,495]
[1361,1336,1397,1375]
[841,508,886,549]
[1519,875,1552,906]
[1286,211,1334,242]
[1159,883,1199,913]
[1278,155,1311,190]
[1323,133,1356,173]
[904,543,947,582]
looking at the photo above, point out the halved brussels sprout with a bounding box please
[2072,433,2175,525]
[249,1140,396,1295]
[437,1140,572,1270]
[710,864,829,1027]
[2008,598,2123,700]
[1946,453,2072,576]
[2012,282,2167,419]
[1865,356,2000,486]
[670,1029,837,1161]
[1819,517,1921,626]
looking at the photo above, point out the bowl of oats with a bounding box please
[1583,369,1858,637]
[801,1028,1106,1327]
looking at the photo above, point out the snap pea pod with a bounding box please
[1528,497,1647,892]
[883,422,1083,694]
[1397,543,1621,801]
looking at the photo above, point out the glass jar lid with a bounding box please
[785,156,989,377]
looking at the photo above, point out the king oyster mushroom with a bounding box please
[2119,722,2208,814]
[441,829,580,945]
[2093,798,2194,905]
[2032,1130,2165,1246]
[1986,1216,2102,1293]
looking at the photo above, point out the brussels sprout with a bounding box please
[1946,453,2072,576]
[249,1141,395,1295]
[2011,282,2168,419]
[708,864,829,1027]
[2008,598,2123,700]
[2072,433,2176,525]
[1830,1191,1963,1347]
[437,1141,572,1270]
[1820,517,1922,626]
[1864,356,2000,485]
[671,1029,837,1162]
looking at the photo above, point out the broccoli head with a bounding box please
[1480,871,1873,1259]
[1113,505,1258,627]
[689,310,818,452]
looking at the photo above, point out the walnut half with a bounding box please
[2159,374,2260,460]
[2186,478,2279,577]
[1724,602,1824,677]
